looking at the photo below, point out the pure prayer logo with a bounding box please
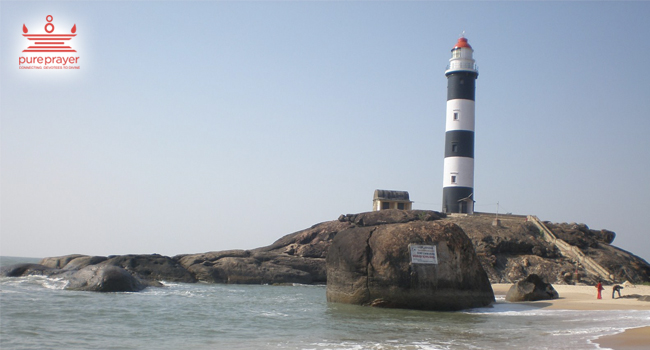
[19,15,80,70]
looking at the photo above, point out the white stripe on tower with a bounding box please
[442,36,478,214]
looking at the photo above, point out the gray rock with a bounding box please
[177,219,355,284]
[65,265,155,292]
[446,215,650,284]
[178,252,316,284]
[103,254,196,283]
[39,254,195,283]
[0,263,58,277]
[326,220,495,311]
[505,274,559,302]
[338,210,445,226]
[40,254,88,269]
[0,263,156,292]
[18,210,650,287]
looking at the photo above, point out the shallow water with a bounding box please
[1,256,649,349]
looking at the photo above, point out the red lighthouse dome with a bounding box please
[453,37,472,50]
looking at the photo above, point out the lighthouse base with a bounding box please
[442,187,474,214]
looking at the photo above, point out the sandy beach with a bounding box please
[492,283,650,349]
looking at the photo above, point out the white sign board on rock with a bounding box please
[409,245,438,264]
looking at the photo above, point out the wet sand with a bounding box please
[596,327,650,350]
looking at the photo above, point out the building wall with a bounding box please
[373,200,413,211]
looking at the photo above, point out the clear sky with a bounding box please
[1,1,649,262]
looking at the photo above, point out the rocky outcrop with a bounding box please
[0,263,55,277]
[326,220,494,311]
[446,214,650,285]
[337,210,445,227]
[176,250,315,284]
[102,254,196,283]
[7,210,650,289]
[0,263,156,292]
[541,222,649,283]
[40,254,195,283]
[547,222,616,247]
[505,274,559,302]
[176,210,445,285]
[40,254,97,269]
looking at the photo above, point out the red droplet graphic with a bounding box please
[23,24,28,33]
[71,24,76,33]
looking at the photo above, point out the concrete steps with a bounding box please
[528,215,614,283]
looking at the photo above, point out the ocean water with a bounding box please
[1,256,649,350]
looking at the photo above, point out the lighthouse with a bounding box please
[442,36,478,214]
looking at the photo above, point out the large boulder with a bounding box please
[505,274,559,302]
[66,265,156,292]
[326,220,494,311]
[0,263,156,292]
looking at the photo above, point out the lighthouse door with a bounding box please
[459,201,467,213]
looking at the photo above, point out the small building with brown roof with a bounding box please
[373,189,413,211]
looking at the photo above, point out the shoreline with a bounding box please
[595,327,650,350]
[491,283,650,311]
[491,283,650,349]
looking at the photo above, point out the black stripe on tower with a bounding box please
[444,130,474,158]
[442,187,473,214]
[446,72,477,101]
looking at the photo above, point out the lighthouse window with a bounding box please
[451,175,457,184]
[452,49,461,58]
[452,143,458,153]
[453,112,459,120]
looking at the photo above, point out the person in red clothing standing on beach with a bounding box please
[596,281,604,299]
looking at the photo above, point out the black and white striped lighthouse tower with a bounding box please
[442,35,478,214]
